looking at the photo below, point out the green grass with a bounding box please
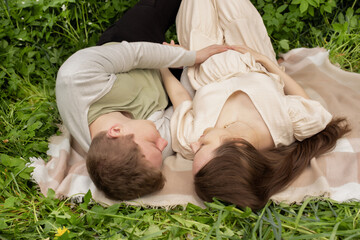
[1,0,359,239]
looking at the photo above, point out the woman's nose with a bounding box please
[203,127,213,135]
[190,141,201,153]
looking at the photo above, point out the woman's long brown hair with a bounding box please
[194,118,350,210]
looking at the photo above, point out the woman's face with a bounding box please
[191,127,234,175]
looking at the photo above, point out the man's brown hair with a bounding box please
[194,118,350,210]
[86,131,165,200]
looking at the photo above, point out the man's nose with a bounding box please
[157,137,168,151]
[190,141,201,153]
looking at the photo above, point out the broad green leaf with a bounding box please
[337,12,345,24]
[0,218,8,230]
[1,154,24,167]
[223,226,234,237]
[80,190,92,209]
[140,225,164,239]
[171,215,210,232]
[292,0,302,5]
[307,0,318,7]
[186,203,204,211]
[308,6,314,16]
[90,205,105,215]
[324,5,332,13]
[104,203,120,215]
[350,17,357,28]
[300,1,309,13]
[4,196,18,208]
[27,121,43,131]
[277,4,288,13]
[18,166,33,180]
[279,39,290,50]
[50,209,71,219]
[205,202,225,211]
[346,7,354,19]
[46,188,56,199]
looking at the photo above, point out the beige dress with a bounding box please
[171,0,332,159]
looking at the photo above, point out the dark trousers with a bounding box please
[97,0,182,45]
[97,0,183,80]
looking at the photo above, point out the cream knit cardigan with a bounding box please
[56,41,196,152]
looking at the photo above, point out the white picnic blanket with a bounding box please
[30,47,360,207]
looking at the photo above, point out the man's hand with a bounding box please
[162,40,184,48]
[163,41,231,65]
[195,44,231,64]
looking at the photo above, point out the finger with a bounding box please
[232,46,249,54]
[211,45,231,54]
[232,45,248,49]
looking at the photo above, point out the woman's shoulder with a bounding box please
[286,95,332,141]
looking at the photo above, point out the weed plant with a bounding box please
[0,0,359,239]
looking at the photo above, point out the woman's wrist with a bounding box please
[259,57,280,74]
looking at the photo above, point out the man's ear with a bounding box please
[107,124,123,138]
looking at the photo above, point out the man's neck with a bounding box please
[89,111,131,139]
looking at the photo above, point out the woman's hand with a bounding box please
[230,45,271,65]
[231,45,309,99]
[230,44,276,74]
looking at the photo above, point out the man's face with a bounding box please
[129,120,168,169]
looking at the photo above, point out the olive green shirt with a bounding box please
[88,69,168,124]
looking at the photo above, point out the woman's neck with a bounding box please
[223,120,260,149]
[215,91,274,150]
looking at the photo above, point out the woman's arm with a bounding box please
[259,56,309,99]
[160,68,192,109]
[159,41,230,109]
[231,45,309,99]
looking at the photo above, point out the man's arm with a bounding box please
[59,42,196,78]
[59,41,230,87]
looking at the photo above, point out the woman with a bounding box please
[160,0,350,210]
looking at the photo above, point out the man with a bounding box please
[56,0,229,200]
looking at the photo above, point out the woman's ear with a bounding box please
[107,124,123,138]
